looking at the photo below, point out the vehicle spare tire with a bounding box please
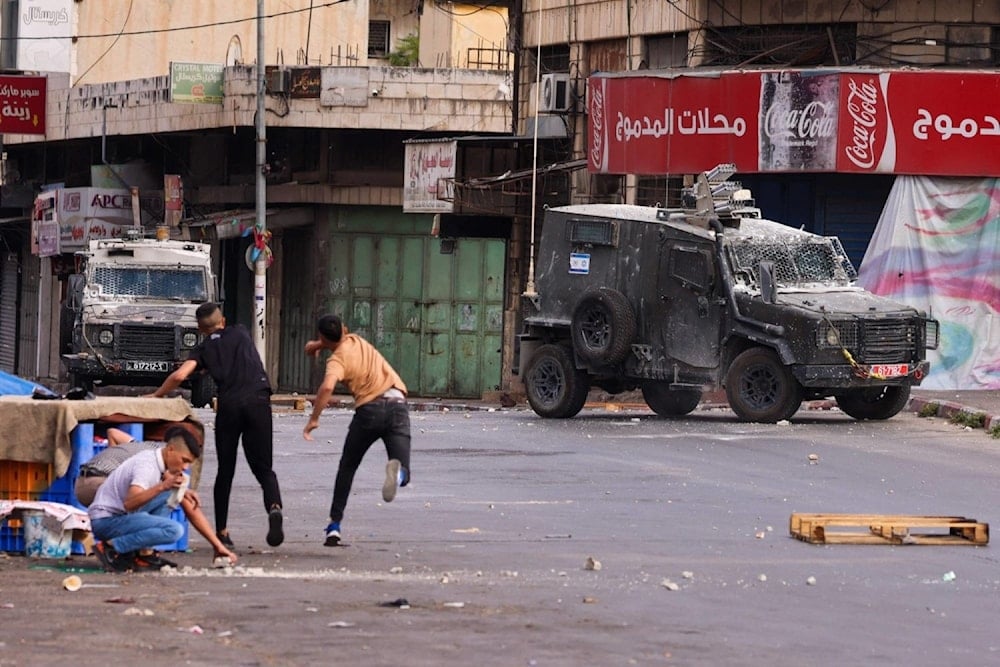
[524,344,590,418]
[835,385,910,420]
[571,288,636,365]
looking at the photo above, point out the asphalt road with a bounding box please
[2,404,999,666]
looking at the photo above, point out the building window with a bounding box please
[646,33,689,69]
[538,44,570,76]
[636,176,683,208]
[1,1,18,69]
[369,21,390,58]
[945,25,993,67]
[701,24,856,67]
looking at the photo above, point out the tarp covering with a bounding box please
[0,371,50,397]
[857,176,1000,389]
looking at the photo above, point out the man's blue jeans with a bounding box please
[91,491,183,554]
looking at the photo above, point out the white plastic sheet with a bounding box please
[857,176,1000,389]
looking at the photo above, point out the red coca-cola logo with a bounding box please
[589,84,605,169]
[843,77,886,170]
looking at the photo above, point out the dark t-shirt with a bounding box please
[189,324,271,402]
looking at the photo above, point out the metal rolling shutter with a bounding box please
[816,175,895,270]
[0,252,18,372]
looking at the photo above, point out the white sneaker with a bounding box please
[383,459,401,502]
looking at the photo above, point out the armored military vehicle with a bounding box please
[63,230,217,407]
[518,165,938,423]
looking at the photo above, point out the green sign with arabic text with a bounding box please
[170,62,224,104]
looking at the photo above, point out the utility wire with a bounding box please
[75,0,134,85]
[0,0,352,42]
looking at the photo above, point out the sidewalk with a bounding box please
[908,389,1000,432]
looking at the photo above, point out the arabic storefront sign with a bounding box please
[0,75,47,135]
[588,69,1000,177]
[404,140,457,213]
[169,62,224,104]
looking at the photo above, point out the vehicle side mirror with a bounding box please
[759,261,777,304]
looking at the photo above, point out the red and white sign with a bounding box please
[588,69,1000,177]
[0,74,47,135]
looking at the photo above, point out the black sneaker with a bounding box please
[266,507,284,547]
[95,541,135,573]
[216,531,235,549]
[134,552,178,570]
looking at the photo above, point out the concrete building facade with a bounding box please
[0,0,514,397]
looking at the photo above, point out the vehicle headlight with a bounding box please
[98,329,114,346]
[925,320,939,350]
[825,326,841,346]
[816,320,856,349]
[181,331,198,348]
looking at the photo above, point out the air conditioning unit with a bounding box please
[266,68,290,94]
[539,72,571,113]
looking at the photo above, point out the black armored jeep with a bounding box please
[517,165,938,423]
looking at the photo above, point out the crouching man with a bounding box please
[87,425,236,572]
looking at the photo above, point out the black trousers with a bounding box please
[214,391,282,531]
[329,398,411,523]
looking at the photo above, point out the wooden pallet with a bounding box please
[789,513,989,546]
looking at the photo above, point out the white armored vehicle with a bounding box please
[63,230,217,406]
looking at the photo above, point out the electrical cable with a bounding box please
[74,0,134,86]
[0,0,353,42]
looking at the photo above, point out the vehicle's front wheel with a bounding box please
[835,385,910,420]
[725,347,802,423]
[189,374,216,409]
[69,373,94,392]
[524,344,590,419]
[641,381,702,417]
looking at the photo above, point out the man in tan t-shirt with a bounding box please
[303,313,411,546]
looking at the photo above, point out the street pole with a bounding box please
[254,0,267,363]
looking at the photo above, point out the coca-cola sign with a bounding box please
[838,74,895,173]
[758,72,839,171]
[588,69,1000,177]
[764,101,836,142]
[588,79,607,173]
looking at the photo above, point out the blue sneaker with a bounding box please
[324,522,341,547]
[383,459,402,502]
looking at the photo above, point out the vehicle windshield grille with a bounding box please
[118,325,175,360]
[860,320,919,364]
[93,267,207,300]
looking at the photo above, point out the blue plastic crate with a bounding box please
[2,421,157,555]
[155,507,189,552]
[0,521,24,553]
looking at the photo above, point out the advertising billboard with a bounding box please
[588,69,1000,177]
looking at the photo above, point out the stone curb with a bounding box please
[907,396,1000,433]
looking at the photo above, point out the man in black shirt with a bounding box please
[148,302,284,549]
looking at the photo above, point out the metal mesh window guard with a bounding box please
[93,267,207,300]
[728,237,856,288]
